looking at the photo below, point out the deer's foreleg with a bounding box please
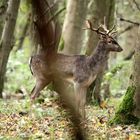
[80,87,87,119]
[74,83,87,119]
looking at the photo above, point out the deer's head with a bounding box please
[84,19,123,52]
[100,35,123,52]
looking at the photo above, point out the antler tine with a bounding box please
[101,17,109,34]
[101,18,117,36]
[110,30,118,36]
[97,24,102,31]
[84,19,118,38]
[85,20,93,29]
[108,24,116,35]
[84,20,106,36]
[103,17,108,30]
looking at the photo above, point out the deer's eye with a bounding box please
[108,41,112,43]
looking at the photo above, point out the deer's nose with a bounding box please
[117,47,123,52]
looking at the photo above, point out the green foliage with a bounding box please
[2,0,32,95]
[103,60,132,96]
[5,49,33,94]
[58,36,64,51]
[104,64,124,81]
[110,86,139,125]
[14,0,30,50]
[20,0,30,13]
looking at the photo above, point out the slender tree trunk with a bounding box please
[0,0,20,97]
[0,0,8,38]
[133,29,140,117]
[62,0,87,54]
[86,0,115,103]
[0,0,9,63]
[16,13,30,51]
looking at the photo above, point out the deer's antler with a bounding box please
[101,17,109,34]
[84,20,107,36]
[101,17,117,36]
[84,19,121,47]
[84,19,117,37]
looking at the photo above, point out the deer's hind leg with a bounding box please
[30,78,51,102]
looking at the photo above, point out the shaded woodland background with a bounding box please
[0,0,140,139]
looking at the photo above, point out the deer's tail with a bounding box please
[31,0,61,55]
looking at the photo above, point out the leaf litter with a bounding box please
[0,97,139,140]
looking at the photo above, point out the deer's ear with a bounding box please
[100,35,107,41]
[99,35,105,39]
[107,37,112,42]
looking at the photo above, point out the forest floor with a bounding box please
[0,95,140,140]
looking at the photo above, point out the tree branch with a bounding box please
[46,7,65,25]
[120,18,140,26]
[118,25,135,36]
[133,0,140,11]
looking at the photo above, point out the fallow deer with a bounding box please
[29,20,123,119]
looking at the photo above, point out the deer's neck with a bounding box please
[88,41,109,71]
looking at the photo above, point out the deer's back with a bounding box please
[30,54,97,86]
[53,54,96,86]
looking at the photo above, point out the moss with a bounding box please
[58,36,64,51]
[110,86,139,125]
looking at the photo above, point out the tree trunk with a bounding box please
[53,0,88,100]
[133,30,140,118]
[0,0,20,97]
[16,13,30,51]
[0,0,8,38]
[86,0,115,104]
[53,2,88,137]
[110,27,140,125]
[62,0,87,54]
[0,0,9,64]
